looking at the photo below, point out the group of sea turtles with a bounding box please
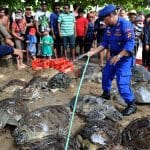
[0,65,149,149]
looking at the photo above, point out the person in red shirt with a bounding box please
[75,8,88,55]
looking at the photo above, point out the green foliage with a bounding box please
[0,0,149,13]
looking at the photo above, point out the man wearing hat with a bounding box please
[87,4,136,116]
[128,10,137,23]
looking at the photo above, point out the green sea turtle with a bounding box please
[132,82,150,103]
[25,76,49,90]
[111,81,150,104]
[122,117,150,150]
[47,72,71,89]
[12,105,79,149]
[76,65,102,83]
[0,79,27,94]
[13,76,50,101]
[77,119,121,149]
[70,95,123,122]
[132,65,150,82]
[0,98,28,129]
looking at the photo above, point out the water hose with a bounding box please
[65,55,90,150]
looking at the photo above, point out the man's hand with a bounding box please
[86,48,95,57]
[86,45,104,57]
[110,55,121,65]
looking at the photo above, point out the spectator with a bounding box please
[35,1,51,36]
[94,15,107,66]
[50,2,61,58]
[0,7,10,31]
[25,6,37,59]
[143,13,150,70]
[11,9,26,49]
[58,3,76,60]
[0,23,14,47]
[0,44,27,69]
[128,10,137,23]
[133,16,143,55]
[41,30,54,59]
[75,8,88,55]
[73,3,80,17]
[119,9,129,20]
[84,12,95,53]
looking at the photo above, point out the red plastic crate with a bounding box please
[32,58,74,73]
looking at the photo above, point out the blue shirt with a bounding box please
[100,17,135,54]
[50,12,59,35]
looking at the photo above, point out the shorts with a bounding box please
[0,45,14,57]
[62,35,75,49]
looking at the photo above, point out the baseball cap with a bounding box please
[99,4,116,19]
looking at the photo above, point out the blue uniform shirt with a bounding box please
[50,12,59,35]
[100,17,135,55]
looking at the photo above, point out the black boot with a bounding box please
[100,91,111,100]
[122,104,137,116]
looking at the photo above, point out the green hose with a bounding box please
[65,55,90,150]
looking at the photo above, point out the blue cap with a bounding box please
[99,4,116,18]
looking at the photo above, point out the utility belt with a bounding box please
[110,50,134,57]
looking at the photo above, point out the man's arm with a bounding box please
[87,45,105,56]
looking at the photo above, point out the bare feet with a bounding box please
[17,64,27,70]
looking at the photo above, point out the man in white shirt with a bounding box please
[35,1,51,36]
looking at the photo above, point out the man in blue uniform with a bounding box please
[87,4,137,116]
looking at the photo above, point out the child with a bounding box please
[41,30,54,59]
[27,27,37,60]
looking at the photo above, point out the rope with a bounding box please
[65,55,90,150]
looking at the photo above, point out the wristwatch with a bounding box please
[117,54,122,59]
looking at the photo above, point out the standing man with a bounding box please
[35,1,51,35]
[50,2,61,58]
[58,3,76,60]
[35,1,51,55]
[87,4,137,116]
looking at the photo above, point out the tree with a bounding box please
[0,0,149,13]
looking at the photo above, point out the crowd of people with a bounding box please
[0,1,149,70]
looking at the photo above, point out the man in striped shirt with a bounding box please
[58,3,76,60]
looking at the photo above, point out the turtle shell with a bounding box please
[0,98,28,129]
[13,105,72,149]
[122,117,150,150]
[70,95,123,122]
[132,65,150,82]
[78,119,121,149]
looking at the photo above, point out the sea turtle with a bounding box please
[132,65,150,82]
[70,95,123,122]
[12,105,74,149]
[76,65,102,83]
[13,88,40,101]
[132,82,150,103]
[0,98,28,129]
[111,82,150,104]
[0,79,27,94]
[18,137,80,150]
[47,72,71,89]
[77,119,121,149]
[13,76,50,101]
[25,76,49,90]
[122,117,150,150]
